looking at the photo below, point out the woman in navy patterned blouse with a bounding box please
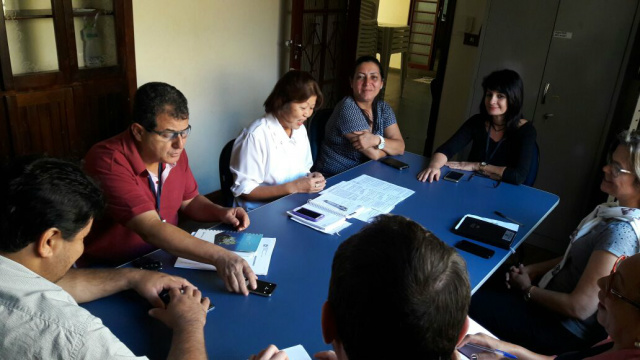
[315,56,405,176]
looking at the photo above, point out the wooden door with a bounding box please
[289,0,353,107]
[72,79,129,154]
[6,87,78,158]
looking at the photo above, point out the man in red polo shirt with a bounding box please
[82,82,256,295]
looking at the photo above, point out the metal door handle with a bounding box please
[544,113,554,119]
[285,40,303,49]
[542,83,551,104]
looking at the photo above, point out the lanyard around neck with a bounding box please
[485,127,505,163]
[147,163,165,222]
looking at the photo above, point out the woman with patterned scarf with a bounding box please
[469,130,640,355]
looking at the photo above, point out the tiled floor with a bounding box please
[381,68,434,155]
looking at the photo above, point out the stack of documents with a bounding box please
[320,174,414,222]
[175,229,276,275]
[287,206,351,234]
[288,174,415,233]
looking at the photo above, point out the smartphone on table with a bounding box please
[444,170,465,182]
[247,279,277,297]
[454,240,495,259]
[291,206,325,222]
[380,157,409,170]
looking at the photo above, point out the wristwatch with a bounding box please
[479,162,487,172]
[377,135,386,150]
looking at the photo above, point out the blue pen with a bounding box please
[464,343,517,359]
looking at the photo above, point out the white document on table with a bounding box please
[322,175,414,214]
[174,229,276,275]
[282,345,312,360]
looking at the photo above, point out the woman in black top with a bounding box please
[417,69,536,185]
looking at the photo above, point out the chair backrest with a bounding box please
[523,141,540,186]
[219,138,236,207]
[360,0,379,20]
[307,108,334,165]
[356,19,379,59]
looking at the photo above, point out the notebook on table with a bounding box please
[453,215,519,250]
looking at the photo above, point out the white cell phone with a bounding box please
[291,207,325,222]
[444,170,464,182]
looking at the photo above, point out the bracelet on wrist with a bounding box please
[523,285,535,302]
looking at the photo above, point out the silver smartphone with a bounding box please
[444,170,464,182]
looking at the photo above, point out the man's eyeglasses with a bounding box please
[147,125,191,141]
[606,255,640,310]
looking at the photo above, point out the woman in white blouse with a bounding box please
[230,70,326,211]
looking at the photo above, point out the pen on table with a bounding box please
[324,199,348,211]
[494,211,523,226]
[463,343,517,359]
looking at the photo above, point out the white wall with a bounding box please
[433,0,487,150]
[133,1,281,194]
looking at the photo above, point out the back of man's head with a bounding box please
[0,156,103,253]
[327,215,470,359]
[132,82,189,131]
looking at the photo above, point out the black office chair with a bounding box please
[523,142,540,186]
[307,108,333,165]
[219,138,236,207]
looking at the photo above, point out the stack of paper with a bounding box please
[175,229,276,275]
[320,174,415,222]
[288,206,351,234]
[287,174,415,233]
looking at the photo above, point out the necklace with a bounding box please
[491,122,506,132]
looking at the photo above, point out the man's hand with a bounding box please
[148,286,209,330]
[128,269,194,309]
[349,130,379,151]
[215,250,257,295]
[250,345,289,360]
[220,206,250,231]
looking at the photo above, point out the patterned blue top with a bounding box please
[315,96,397,176]
[548,220,639,340]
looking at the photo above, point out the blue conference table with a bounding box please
[81,152,558,359]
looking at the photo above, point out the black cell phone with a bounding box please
[132,258,163,271]
[444,170,465,182]
[380,157,409,170]
[248,279,277,297]
[159,289,215,312]
[291,207,325,222]
[455,240,495,259]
